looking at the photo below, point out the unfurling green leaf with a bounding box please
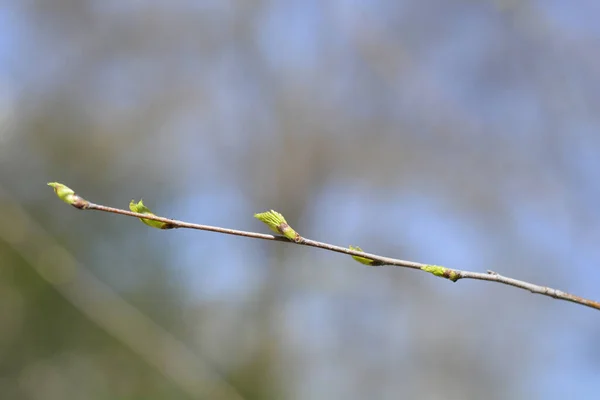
[421,265,459,282]
[254,210,300,242]
[129,199,175,229]
[348,245,383,266]
[47,182,89,209]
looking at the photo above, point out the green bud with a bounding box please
[47,182,89,209]
[254,210,300,242]
[129,199,175,229]
[348,245,384,266]
[421,265,459,282]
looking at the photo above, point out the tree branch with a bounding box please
[48,183,600,312]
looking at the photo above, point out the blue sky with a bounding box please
[2,1,600,398]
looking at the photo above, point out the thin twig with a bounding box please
[88,203,424,268]
[82,202,600,311]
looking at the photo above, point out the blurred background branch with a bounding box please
[0,185,246,400]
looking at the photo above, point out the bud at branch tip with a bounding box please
[47,182,89,209]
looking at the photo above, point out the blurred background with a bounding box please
[1,1,600,399]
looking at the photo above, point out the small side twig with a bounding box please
[47,182,600,312]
